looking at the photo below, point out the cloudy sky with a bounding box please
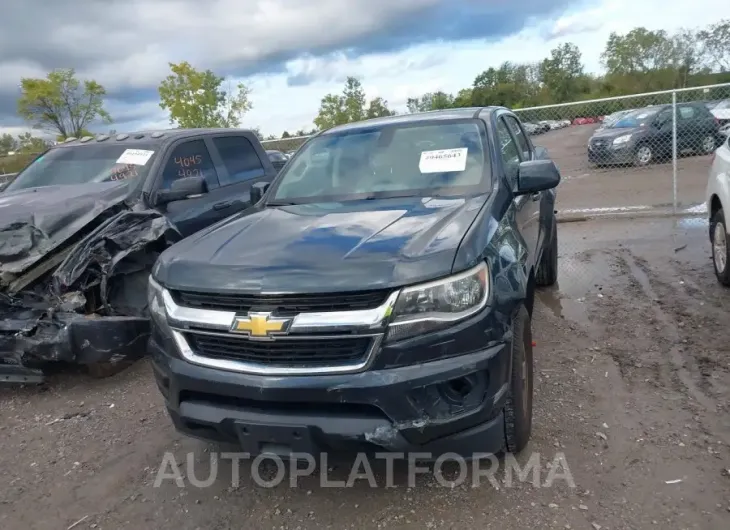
[0,0,724,139]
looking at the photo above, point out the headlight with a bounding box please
[613,134,632,146]
[386,262,489,342]
[147,276,170,332]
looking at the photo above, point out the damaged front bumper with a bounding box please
[0,314,150,383]
[150,331,511,458]
[1,206,180,383]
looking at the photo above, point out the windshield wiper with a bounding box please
[267,200,300,206]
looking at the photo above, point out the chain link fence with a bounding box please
[260,135,312,154]
[513,82,730,217]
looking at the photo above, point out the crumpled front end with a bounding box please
[1,206,180,383]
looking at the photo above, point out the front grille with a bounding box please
[186,333,372,367]
[170,289,390,314]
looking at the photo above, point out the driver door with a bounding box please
[152,138,235,238]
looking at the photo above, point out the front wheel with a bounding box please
[699,135,717,155]
[503,305,534,454]
[634,145,653,166]
[711,208,730,286]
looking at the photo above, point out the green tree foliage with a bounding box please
[0,133,18,154]
[540,43,588,102]
[394,20,730,120]
[314,77,394,130]
[699,19,730,72]
[158,62,252,128]
[17,68,112,138]
[407,91,455,113]
[16,132,51,153]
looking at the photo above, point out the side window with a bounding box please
[655,108,672,126]
[160,140,218,190]
[212,136,266,185]
[496,118,521,182]
[678,106,696,120]
[504,116,532,160]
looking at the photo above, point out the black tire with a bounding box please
[536,216,558,287]
[699,134,717,155]
[710,208,730,286]
[504,305,534,454]
[633,144,653,166]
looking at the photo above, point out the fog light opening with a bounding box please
[441,376,475,405]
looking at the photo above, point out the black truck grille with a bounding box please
[170,289,390,314]
[186,334,372,367]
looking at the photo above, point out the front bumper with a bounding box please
[1,314,150,382]
[587,143,634,165]
[150,332,511,458]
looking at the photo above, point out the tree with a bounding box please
[16,132,50,153]
[672,29,708,87]
[281,131,291,138]
[699,20,730,71]
[366,97,396,119]
[313,77,394,130]
[407,91,454,113]
[158,62,252,128]
[540,43,585,102]
[0,133,17,154]
[601,28,677,74]
[17,68,112,138]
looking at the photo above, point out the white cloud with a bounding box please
[1,0,725,139]
[236,0,725,136]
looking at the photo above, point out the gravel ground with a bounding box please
[1,216,729,530]
[532,124,714,211]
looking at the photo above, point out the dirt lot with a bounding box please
[532,124,715,212]
[1,216,730,530]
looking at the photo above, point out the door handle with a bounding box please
[213,201,232,210]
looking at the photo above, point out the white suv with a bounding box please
[707,134,730,285]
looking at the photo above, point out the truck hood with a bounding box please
[0,181,133,278]
[155,195,489,293]
[712,108,730,120]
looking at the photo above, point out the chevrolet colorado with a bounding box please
[1,128,276,383]
[148,107,561,457]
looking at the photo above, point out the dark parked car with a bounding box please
[148,107,561,459]
[1,128,277,383]
[588,103,721,166]
[266,149,288,172]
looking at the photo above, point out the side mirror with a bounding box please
[154,176,207,206]
[250,181,270,204]
[515,159,561,195]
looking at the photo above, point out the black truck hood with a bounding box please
[0,181,133,279]
[155,195,489,293]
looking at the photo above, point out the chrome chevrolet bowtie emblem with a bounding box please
[230,312,291,339]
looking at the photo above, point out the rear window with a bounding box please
[270,120,489,204]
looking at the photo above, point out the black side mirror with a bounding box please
[515,159,561,194]
[250,181,270,204]
[154,175,207,206]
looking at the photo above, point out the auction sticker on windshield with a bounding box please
[116,149,155,166]
[419,148,468,173]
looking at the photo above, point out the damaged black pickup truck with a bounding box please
[1,128,277,383]
[149,107,560,457]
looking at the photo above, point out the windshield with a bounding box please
[610,108,660,128]
[5,143,159,192]
[269,120,488,204]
